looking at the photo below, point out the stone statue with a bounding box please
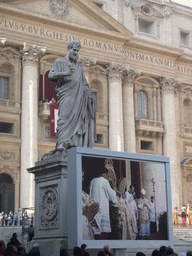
[48,40,96,149]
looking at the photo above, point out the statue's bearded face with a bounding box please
[68,46,79,62]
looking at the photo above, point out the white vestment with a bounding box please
[125,191,138,215]
[89,177,117,233]
[149,202,156,222]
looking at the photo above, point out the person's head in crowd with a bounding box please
[151,196,154,202]
[159,246,166,254]
[166,247,174,256]
[152,250,159,256]
[187,251,192,256]
[12,233,17,238]
[28,243,40,256]
[81,244,87,251]
[103,245,110,252]
[97,251,106,256]
[73,247,83,256]
[60,249,69,256]
[0,240,5,247]
[136,252,146,256]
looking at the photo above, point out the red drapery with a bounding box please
[131,161,141,199]
[44,70,58,101]
[39,71,58,101]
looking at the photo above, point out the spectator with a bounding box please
[159,246,167,256]
[8,212,13,227]
[4,214,8,227]
[28,243,40,256]
[17,246,27,256]
[166,247,174,256]
[187,251,192,256]
[1,212,4,227]
[4,245,17,256]
[81,244,90,256]
[103,245,114,256]
[13,214,18,227]
[73,247,83,256]
[60,249,69,256]
[30,214,34,227]
[24,212,28,226]
[136,253,146,256]
[7,233,21,248]
[0,240,6,256]
[19,214,23,226]
[97,252,106,256]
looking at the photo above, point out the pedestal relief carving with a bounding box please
[49,0,70,18]
[40,187,59,229]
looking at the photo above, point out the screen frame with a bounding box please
[67,147,173,249]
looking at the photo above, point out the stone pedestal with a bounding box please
[27,150,68,256]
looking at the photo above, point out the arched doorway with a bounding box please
[0,173,15,214]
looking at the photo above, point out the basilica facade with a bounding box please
[0,0,192,214]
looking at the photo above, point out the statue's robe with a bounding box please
[49,56,96,148]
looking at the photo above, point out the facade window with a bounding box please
[138,90,149,119]
[180,31,190,46]
[0,122,14,134]
[0,77,9,99]
[138,18,154,35]
[141,140,153,151]
[96,134,103,144]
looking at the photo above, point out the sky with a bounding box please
[172,0,192,7]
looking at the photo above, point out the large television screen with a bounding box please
[67,147,173,249]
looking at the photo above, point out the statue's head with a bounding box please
[67,40,81,62]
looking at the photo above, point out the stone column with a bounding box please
[160,77,180,209]
[107,63,124,152]
[20,43,46,208]
[122,70,139,153]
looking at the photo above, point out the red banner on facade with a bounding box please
[50,104,58,138]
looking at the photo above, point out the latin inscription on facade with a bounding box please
[1,17,192,76]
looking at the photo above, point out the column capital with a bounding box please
[20,43,46,66]
[79,56,97,67]
[159,77,181,95]
[107,62,126,83]
[78,56,97,77]
[123,69,140,86]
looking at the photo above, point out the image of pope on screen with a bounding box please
[82,156,168,241]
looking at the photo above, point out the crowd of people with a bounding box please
[0,233,40,256]
[0,212,34,227]
[173,206,192,227]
